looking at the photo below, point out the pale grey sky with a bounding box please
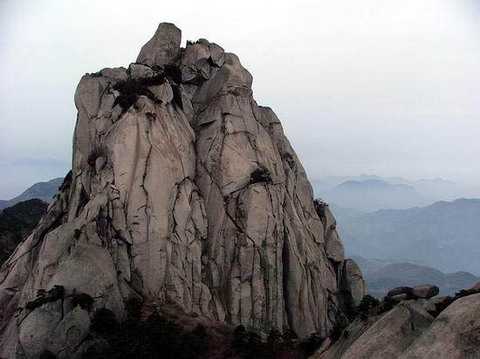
[1,0,479,198]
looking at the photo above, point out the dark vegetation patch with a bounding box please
[84,303,210,359]
[232,325,324,359]
[0,199,48,264]
[83,299,330,359]
[352,295,383,320]
[25,285,65,311]
[163,65,182,84]
[113,75,166,111]
[250,166,273,185]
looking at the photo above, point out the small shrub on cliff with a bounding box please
[355,295,381,320]
[113,75,165,111]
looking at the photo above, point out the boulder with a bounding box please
[319,300,434,359]
[423,295,453,317]
[412,285,439,299]
[341,259,367,307]
[148,81,174,104]
[390,293,410,303]
[128,63,157,80]
[136,22,181,66]
[400,293,480,359]
[47,306,91,358]
[387,286,413,298]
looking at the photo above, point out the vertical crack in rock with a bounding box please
[0,22,364,358]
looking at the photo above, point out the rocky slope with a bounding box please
[314,283,480,359]
[0,200,48,265]
[0,23,364,358]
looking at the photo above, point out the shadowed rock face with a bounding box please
[0,23,364,358]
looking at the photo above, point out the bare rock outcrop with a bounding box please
[316,300,434,359]
[0,23,361,358]
[316,282,480,358]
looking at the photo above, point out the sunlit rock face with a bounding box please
[0,23,363,358]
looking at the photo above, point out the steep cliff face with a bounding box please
[0,23,364,358]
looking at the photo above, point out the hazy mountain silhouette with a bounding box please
[333,198,480,274]
[313,175,480,211]
[353,255,479,297]
[321,179,429,211]
[0,177,63,210]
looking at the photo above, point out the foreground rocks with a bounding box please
[314,282,480,359]
[386,284,439,301]
[0,23,365,358]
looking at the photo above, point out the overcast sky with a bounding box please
[1,0,479,198]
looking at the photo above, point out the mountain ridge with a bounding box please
[332,197,480,274]
[0,178,63,210]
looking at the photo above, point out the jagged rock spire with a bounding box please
[137,22,182,66]
[0,23,364,358]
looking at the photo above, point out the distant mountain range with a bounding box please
[323,179,428,211]
[313,175,480,211]
[332,198,480,274]
[0,177,63,210]
[353,255,479,297]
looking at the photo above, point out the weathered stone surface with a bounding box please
[412,284,439,299]
[390,293,410,302]
[400,293,480,359]
[319,300,434,359]
[314,200,344,263]
[47,306,91,358]
[423,295,452,317]
[0,23,360,357]
[128,63,156,80]
[148,81,174,103]
[387,286,413,298]
[313,317,376,359]
[318,289,480,359]
[340,259,367,308]
[137,22,181,66]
